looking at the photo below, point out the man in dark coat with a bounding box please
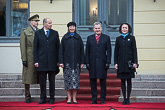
[20,14,40,103]
[85,22,111,104]
[33,18,60,104]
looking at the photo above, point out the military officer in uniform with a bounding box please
[20,14,40,103]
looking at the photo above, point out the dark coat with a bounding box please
[33,28,60,72]
[59,33,84,69]
[114,34,138,74]
[85,34,111,79]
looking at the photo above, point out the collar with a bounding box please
[95,34,101,37]
[121,32,129,38]
[65,32,79,39]
[30,25,37,32]
[70,33,75,36]
[43,28,49,33]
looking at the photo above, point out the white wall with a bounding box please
[0,43,22,73]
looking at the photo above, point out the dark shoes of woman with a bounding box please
[67,101,78,104]
[73,102,78,104]
[122,99,130,105]
[126,99,130,105]
[122,99,127,105]
[67,101,71,104]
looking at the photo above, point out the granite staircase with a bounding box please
[0,73,66,102]
[119,74,165,102]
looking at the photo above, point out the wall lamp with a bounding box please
[153,0,156,2]
[50,0,53,3]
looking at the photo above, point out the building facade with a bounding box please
[0,0,165,75]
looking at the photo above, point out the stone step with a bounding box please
[119,96,165,102]
[131,88,165,96]
[0,80,64,88]
[133,75,165,81]
[0,95,66,102]
[0,88,66,96]
[0,74,63,80]
[132,81,165,88]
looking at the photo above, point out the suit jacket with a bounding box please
[85,33,111,78]
[114,34,138,74]
[33,28,60,72]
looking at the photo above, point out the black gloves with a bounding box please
[22,61,28,67]
[106,63,109,70]
[86,64,90,71]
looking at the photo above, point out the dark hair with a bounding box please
[119,23,132,34]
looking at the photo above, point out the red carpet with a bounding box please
[0,101,165,110]
[78,74,121,101]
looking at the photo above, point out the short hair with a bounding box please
[119,23,132,34]
[93,22,102,28]
[43,18,50,23]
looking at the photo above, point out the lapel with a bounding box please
[41,28,48,39]
[92,33,104,46]
[97,34,104,46]
[91,34,97,46]
[28,26,34,34]
[27,26,34,43]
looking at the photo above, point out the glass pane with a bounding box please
[11,0,29,36]
[79,0,97,25]
[0,0,6,36]
[108,0,127,25]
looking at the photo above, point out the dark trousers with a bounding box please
[39,71,55,100]
[25,84,31,99]
[90,78,106,102]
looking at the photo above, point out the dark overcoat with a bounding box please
[114,35,138,74]
[20,26,38,84]
[33,28,60,72]
[85,34,111,79]
[59,33,84,69]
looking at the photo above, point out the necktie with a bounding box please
[46,31,49,37]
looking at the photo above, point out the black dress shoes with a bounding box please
[90,101,97,104]
[49,99,54,104]
[67,102,71,104]
[38,99,46,104]
[73,102,78,104]
[25,98,31,103]
[122,99,127,105]
[100,101,105,104]
[126,99,130,105]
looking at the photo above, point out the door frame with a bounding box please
[72,0,133,67]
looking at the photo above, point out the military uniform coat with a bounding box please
[33,28,60,72]
[114,35,138,76]
[20,26,38,84]
[85,34,111,79]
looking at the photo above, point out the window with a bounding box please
[108,0,127,25]
[0,0,6,36]
[0,0,29,42]
[79,0,97,25]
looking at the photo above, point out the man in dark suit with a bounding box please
[85,22,111,104]
[33,18,60,104]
